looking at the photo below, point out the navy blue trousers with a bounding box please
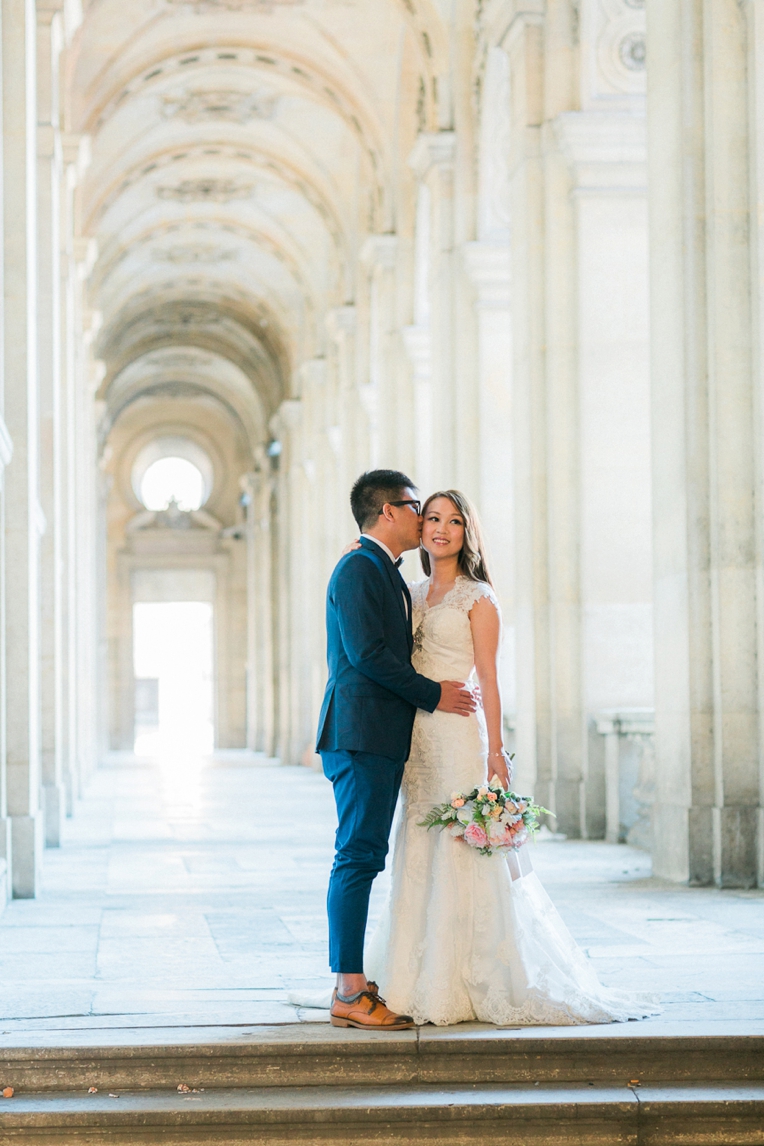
[321,749,405,973]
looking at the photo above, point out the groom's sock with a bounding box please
[336,989,365,1003]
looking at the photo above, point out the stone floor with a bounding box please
[1,752,763,1041]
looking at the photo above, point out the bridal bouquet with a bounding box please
[418,773,551,856]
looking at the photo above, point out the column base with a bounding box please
[688,805,714,886]
[553,779,585,839]
[0,815,9,910]
[43,782,65,847]
[713,806,758,889]
[10,812,43,899]
[651,801,690,883]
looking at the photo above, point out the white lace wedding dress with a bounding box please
[292,575,660,1026]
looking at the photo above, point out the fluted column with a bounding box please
[408,133,456,489]
[462,241,514,713]
[3,0,42,897]
[36,0,64,846]
[58,136,90,802]
[647,0,760,886]
[0,420,13,904]
[504,14,554,814]
[360,235,403,468]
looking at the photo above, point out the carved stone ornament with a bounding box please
[145,351,213,369]
[165,0,304,11]
[619,32,646,71]
[589,0,647,98]
[157,179,254,203]
[152,303,225,326]
[162,88,278,124]
[152,244,238,264]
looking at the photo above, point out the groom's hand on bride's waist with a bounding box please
[436,681,477,716]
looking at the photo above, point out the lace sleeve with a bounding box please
[408,579,429,631]
[451,577,500,617]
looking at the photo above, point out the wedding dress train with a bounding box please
[292,576,660,1026]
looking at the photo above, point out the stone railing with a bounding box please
[592,709,655,849]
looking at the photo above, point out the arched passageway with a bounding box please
[0,0,762,907]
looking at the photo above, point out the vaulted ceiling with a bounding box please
[69,0,448,453]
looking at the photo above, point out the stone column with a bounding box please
[74,309,101,785]
[243,460,276,756]
[499,4,588,836]
[555,109,652,840]
[3,0,43,897]
[0,420,14,905]
[462,241,514,716]
[270,397,302,765]
[241,470,259,751]
[58,137,91,802]
[402,184,434,495]
[326,305,360,492]
[647,0,760,886]
[360,235,402,467]
[408,133,457,489]
[745,0,764,887]
[36,0,64,845]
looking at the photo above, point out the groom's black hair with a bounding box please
[350,469,417,531]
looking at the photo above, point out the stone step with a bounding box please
[1,1081,763,1145]
[1,1026,763,1093]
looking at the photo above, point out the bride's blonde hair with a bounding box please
[419,489,493,586]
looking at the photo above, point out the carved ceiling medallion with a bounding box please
[153,244,239,264]
[619,32,646,71]
[165,0,304,11]
[157,179,255,203]
[162,88,278,124]
[145,352,213,369]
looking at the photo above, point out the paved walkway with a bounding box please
[1,753,763,1040]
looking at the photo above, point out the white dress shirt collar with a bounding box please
[361,533,398,566]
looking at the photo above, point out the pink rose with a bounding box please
[463,823,488,849]
[451,797,465,808]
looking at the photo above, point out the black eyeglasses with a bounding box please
[379,499,421,515]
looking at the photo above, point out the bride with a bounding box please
[295,490,660,1027]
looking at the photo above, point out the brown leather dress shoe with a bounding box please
[330,987,415,1030]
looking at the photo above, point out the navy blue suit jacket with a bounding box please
[316,537,442,761]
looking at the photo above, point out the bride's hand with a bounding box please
[488,750,512,790]
[341,539,362,556]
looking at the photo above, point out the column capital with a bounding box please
[271,398,302,433]
[478,1,543,52]
[401,325,431,378]
[462,242,511,307]
[553,111,646,194]
[74,237,98,278]
[61,132,91,175]
[408,131,456,180]
[38,0,83,40]
[239,471,261,499]
[0,415,14,469]
[360,234,398,270]
[37,124,60,160]
[326,305,357,342]
[36,0,64,26]
[295,357,327,393]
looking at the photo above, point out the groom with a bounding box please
[316,469,476,1030]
